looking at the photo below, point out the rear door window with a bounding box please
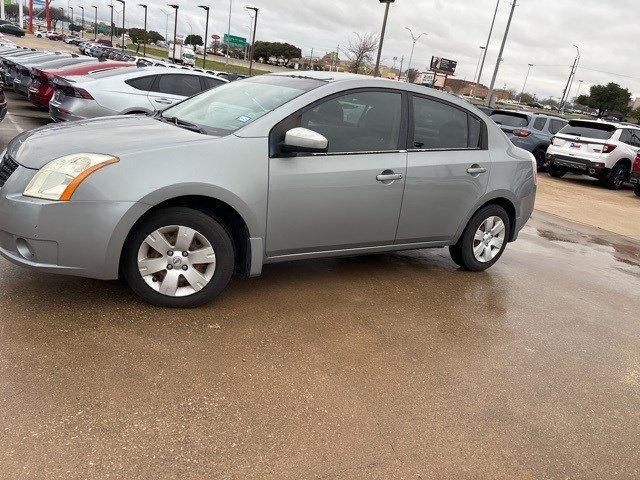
[533,117,547,131]
[620,129,640,147]
[558,121,616,140]
[490,112,530,127]
[125,75,156,91]
[153,74,202,97]
[412,95,473,149]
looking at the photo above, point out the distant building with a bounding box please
[630,97,640,111]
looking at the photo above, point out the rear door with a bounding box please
[147,73,202,110]
[396,94,490,243]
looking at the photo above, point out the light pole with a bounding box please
[160,9,170,45]
[374,0,395,77]
[486,0,517,107]
[520,63,533,101]
[226,0,232,66]
[477,0,499,84]
[575,79,584,98]
[69,6,74,33]
[198,5,210,68]
[168,4,178,62]
[472,46,485,86]
[92,5,97,40]
[115,0,125,51]
[560,44,580,112]
[405,27,426,82]
[246,6,258,76]
[79,6,84,38]
[138,4,147,56]
[108,4,114,45]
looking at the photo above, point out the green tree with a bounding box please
[49,7,68,29]
[251,41,301,61]
[185,34,203,47]
[146,30,164,43]
[575,83,632,117]
[519,92,535,104]
[128,27,148,45]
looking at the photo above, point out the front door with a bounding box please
[266,89,408,256]
[396,94,490,243]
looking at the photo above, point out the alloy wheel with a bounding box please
[137,225,216,297]
[472,216,506,263]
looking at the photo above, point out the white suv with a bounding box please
[546,120,640,189]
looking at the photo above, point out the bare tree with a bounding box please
[407,68,419,83]
[346,33,378,74]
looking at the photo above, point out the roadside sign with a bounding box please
[211,34,220,41]
[430,56,457,75]
[224,34,247,47]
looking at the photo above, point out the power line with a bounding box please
[577,66,640,81]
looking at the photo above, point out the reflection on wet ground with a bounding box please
[0,211,639,479]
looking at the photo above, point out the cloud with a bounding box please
[83,0,639,99]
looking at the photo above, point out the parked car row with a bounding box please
[479,105,640,196]
[0,41,230,122]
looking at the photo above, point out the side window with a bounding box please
[629,130,640,148]
[200,76,225,91]
[125,75,156,91]
[300,90,402,153]
[533,117,547,131]
[468,116,482,148]
[619,129,631,144]
[412,96,469,149]
[548,119,567,135]
[154,74,202,97]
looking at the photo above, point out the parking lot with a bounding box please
[1,87,640,479]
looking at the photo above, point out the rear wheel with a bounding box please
[122,207,235,308]
[449,204,511,272]
[548,164,566,178]
[533,148,547,171]
[601,162,629,190]
[634,185,640,198]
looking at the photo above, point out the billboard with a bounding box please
[430,56,457,75]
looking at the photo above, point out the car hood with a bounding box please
[7,115,213,169]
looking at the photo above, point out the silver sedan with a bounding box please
[0,71,536,307]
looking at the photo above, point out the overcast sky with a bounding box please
[79,0,639,100]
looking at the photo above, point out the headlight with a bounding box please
[24,153,118,201]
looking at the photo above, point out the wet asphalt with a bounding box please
[1,91,640,479]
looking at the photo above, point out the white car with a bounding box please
[546,120,640,189]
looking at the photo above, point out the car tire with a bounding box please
[602,162,629,190]
[548,164,566,178]
[122,207,235,308]
[533,148,547,171]
[449,204,511,272]
[634,185,640,198]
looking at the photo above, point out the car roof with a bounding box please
[570,119,639,130]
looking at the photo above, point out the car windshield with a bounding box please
[559,121,616,140]
[159,75,326,135]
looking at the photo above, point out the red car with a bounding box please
[28,60,133,109]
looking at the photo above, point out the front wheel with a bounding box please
[122,207,235,308]
[449,204,511,271]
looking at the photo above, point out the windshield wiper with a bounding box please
[159,115,207,134]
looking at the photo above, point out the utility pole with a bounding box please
[374,0,395,77]
[472,46,485,87]
[405,27,426,83]
[115,0,125,51]
[520,63,533,100]
[45,0,51,31]
[0,0,4,21]
[477,0,499,84]
[160,9,169,45]
[575,79,584,98]
[70,6,74,34]
[246,6,258,76]
[79,6,84,38]
[486,0,517,107]
[226,0,232,67]
[138,4,147,56]
[398,54,404,80]
[198,5,210,68]
[309,48,313,70]
[333,45,340,72]
[560,45,579,112]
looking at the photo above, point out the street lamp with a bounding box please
[138,4,147,56]
[108,4,114,45]
[168,4,179,62]
[198,5,210,68]
[374,0,395,77]
[520,63,534,101]
[160,9,170,45]
[69,6,74,33]
[115,0,125,51]
[92,5,97,40]
[246,6,258,76]
[405,27,426,82]
[79,6,84,38]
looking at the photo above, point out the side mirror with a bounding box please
[282,127,328,154]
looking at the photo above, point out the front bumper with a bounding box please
[0,165,148,280]
[546,152,607,177]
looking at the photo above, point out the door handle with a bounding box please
[466,164,487,175]
[376,172,403,182]
[154,98,173,104]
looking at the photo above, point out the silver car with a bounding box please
[0,72,536,307]
[49,66,228,121]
